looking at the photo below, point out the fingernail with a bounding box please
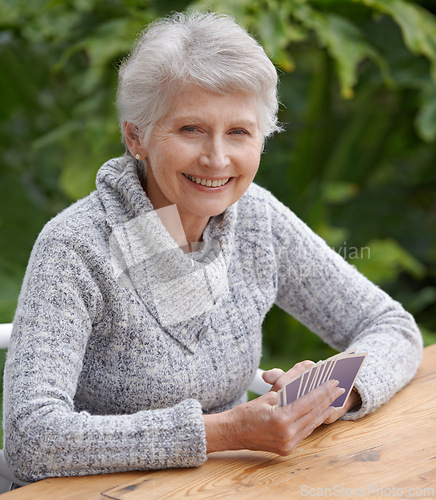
[336,387,346,395]
[330,379,339,387]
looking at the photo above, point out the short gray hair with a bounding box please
[116,11,281,147]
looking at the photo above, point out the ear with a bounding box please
[124,122,147,159]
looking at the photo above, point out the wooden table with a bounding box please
[3,344,436,499]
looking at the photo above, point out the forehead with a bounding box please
[160,84,259,127]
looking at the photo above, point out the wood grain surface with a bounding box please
[3,344,435,499]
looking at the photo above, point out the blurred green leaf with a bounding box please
[419,324,436,347]
[255,2,297,71]
[352,238,426,283]
[318,224,349,249]
[357,0,436,81]
[0,267,21,323]
[293,5,392,98]
[407,287,436,316]
[322,181,359,204]
[1,0,436,364]
[415,84,436,142]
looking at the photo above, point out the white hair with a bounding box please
[116,11,281,148]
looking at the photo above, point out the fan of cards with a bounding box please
[278,351,367,408]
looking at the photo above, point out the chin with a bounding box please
[189,202,232,218]
[208,205,233,217]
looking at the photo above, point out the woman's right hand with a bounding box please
[204,378,344,456]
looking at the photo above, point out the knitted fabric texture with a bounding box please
[3,156,422,482]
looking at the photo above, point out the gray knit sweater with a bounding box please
[3,156,422,482]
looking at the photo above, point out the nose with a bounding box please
[199,136,230,170]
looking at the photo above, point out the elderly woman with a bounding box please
[3,12,422,483]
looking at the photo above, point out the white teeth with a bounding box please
[184,174,230,187]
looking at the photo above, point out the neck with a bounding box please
[148,201,209,252]
[179,213,210,246]
[141,172,209,251]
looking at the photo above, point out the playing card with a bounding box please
[320,359,334,386]
[322,358,337,383]
[328,353,366,408]
[306,361,321,393]
[278,377,301,406]
[297,369,311,399]
[278,351,366,408]
[315,359,331,387]
[302,365,318,396]
[310,361,325,393]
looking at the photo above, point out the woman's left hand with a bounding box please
[322,388,361,423]
[262,364,361,424]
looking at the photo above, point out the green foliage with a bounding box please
[1,0,435,365]
[352,238,426,283]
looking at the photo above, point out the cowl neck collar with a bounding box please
[96,156,237,352]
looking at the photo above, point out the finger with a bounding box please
[323,406,346,424]
[267,384,344,455]
[296,385,345,439]
[270,360,315,392]
[286,360,315,380]
[324,388,360,424]
[262,368,285,385]
[283,379,340,419]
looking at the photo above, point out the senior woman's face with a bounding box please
[138,84,262,235]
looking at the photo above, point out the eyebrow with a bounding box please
[172,116,258,129]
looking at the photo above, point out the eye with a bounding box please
[180,126,198,133]
[230,129,249,136]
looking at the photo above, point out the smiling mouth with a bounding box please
[183,173,230,187]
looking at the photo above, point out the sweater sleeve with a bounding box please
[3,227,207,483]
[271,201,423,420]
